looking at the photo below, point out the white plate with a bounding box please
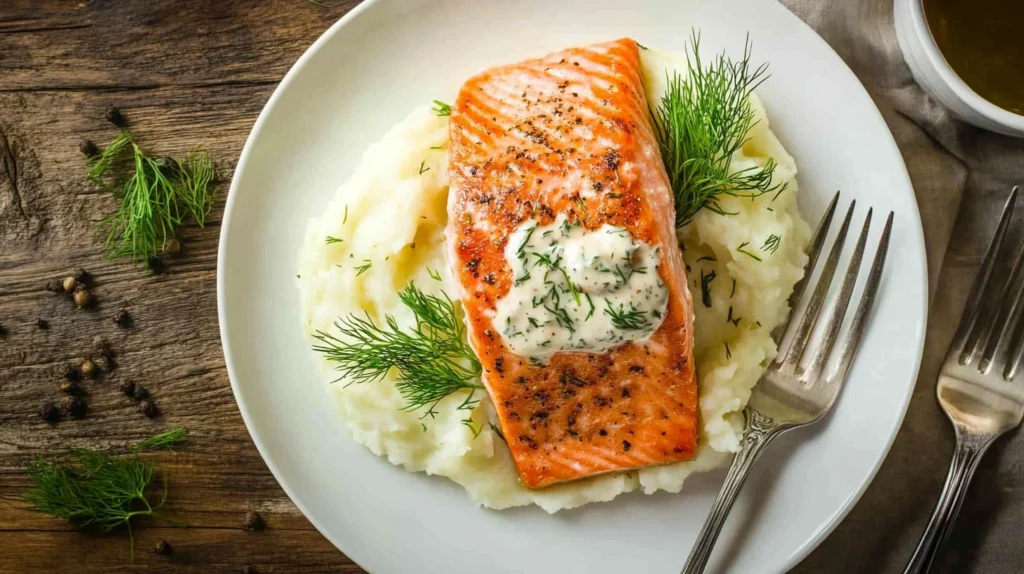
[217,1,928,572]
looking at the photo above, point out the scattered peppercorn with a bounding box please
[114,309,133,328]
[148,256,166,275]
[80,359,97,379]
[119,380,136,397]
[132,385,149,401]
[59,380,80,394]
[39,402,60,422]
[45,279,63,294]
[138,399,157,418]
[60,396,88,419]
[80,138,99,157]
[73,289,93,309]
[73,268,91,287]
[154,540,172,555]
[164,238,181,255]
[243,511,265,531]
[35,319,49,330]
[105,105,126,128]
[63,365,82,382]
[62,276,77,293]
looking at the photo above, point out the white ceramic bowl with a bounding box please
[894,0,1024,137]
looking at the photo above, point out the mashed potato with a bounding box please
[297,48,811,512]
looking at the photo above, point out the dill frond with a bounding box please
[432,100,452,117]
[88,131,217,266]
[23,428,187,559]
[652,32,786,228]
[312,282,483,414]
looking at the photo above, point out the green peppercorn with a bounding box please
[80,359,97,378]
[73,289,93,309]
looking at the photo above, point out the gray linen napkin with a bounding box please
[775,1,1024,573]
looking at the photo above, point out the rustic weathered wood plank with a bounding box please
[0,1,366,572]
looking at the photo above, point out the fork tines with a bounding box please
[774,191,894,386]
[952,186,1024,380]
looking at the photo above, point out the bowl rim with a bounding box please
[906,0,1024,130]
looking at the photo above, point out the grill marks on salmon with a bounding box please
[446,38,698,489]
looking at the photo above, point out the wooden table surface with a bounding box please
[2,1,1023,573]
[0,1,363,572]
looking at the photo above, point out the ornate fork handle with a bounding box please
[681,408,790,574]
[904,430,995,574]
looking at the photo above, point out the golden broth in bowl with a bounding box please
[924,0,1024,114]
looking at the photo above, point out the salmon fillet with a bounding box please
[446,38,697,489]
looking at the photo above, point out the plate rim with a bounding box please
[217,1,929,571]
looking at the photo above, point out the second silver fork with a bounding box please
[682,192,894,574]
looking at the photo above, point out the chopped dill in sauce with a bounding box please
[494,215,668,360]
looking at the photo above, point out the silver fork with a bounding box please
[682,191,894,574]
[904,186,1024,574]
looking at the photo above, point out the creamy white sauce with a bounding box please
[494,215,668,361]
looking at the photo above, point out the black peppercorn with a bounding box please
[35,319,49,330]
[73,289,93,309]
[105,105,126,127]
[40,402,60,422]
[73,268,91,287]
[148,256,166,275]
[59,380,80,394]
[60,396,88,419]
[80,138,99,157]
[119,380,136,397]
[45,279,63,293]
[164,238,181,255]
[243,511,264,531]
[154,539,172,555]
[132,385,149,400]
[63,365,82,382]
[114,309,133,328]
[138,399,157,418]
[80,359,97,379]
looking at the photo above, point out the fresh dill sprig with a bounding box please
[603,301,651,331]
[762,234,781,254]
[432,100,452,117]
[426,267,442,282]
[23,428,187,559]
[700,268,716,308]
[311,282,483,414]
[87,130,216,266]
[418,161,430,175]
[325,236,343,245]
[132,427,188,452]
[354,260,372,276]
[651,32,786,228]
[736,241,762,261]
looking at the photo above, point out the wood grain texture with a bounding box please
[0,1,365,572]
